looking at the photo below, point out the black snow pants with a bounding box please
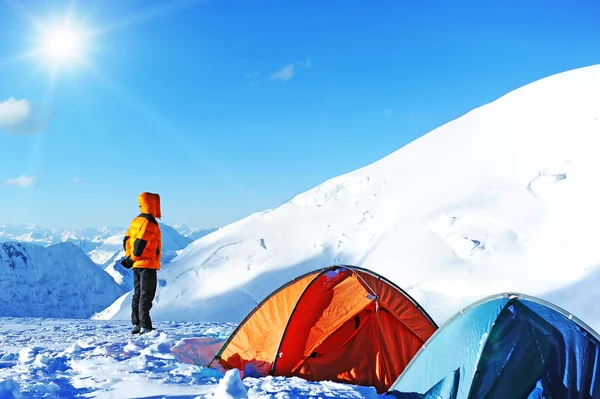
[131,268,157,329]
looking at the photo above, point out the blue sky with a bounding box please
[0,0,599,230]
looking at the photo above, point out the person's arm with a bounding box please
[121,227,134,269]
[123,228,131,256]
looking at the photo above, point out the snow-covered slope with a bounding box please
[100,65,600,330]
[0,224,122,253]
[0,242,126,318]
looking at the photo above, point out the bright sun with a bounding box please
[38,22,87,68]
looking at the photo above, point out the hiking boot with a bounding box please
[140,326,154,334]
[131,325,141,334]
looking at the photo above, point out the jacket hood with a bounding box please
[138,192,161,219]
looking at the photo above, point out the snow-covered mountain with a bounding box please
[171,224,220,241]
[99,65,600,329]
[87,233,126,265]
[0,224,122,253]
[161,223,196,260]
[0,242,126,318]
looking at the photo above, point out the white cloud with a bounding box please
[6,175,36,187]
[384,109,393,116]
[271,64,295,81]
[0,98,50,134]
[70,177,81,184]
[0,98,31,127]
[259,58,312,85]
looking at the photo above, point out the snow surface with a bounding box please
[0,242,126,318]
[0,318,377,399]
[100,65,600,330]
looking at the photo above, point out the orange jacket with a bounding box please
[123,192,162,270]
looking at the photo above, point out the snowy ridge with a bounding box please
[0,242,126,318]
[100,65,600,329]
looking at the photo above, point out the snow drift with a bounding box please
[0,242,126,318]
[100,65,600,330]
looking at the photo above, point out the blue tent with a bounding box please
[389,293,600,399]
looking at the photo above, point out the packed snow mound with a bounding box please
[213,369,248,399]
[101,65,600,330]
[0,242,126,318]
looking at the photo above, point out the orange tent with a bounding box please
[209,265,437,393]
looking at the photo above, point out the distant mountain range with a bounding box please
[0,241,126,318]
[0,223,122,253]
[0,223,219,265]
[0,222,220,318]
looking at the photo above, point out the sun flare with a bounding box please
[38,22,87,68]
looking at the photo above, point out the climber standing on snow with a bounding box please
[121,192,162,334]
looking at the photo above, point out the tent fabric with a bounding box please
[211,265,437,393]
[389,369,460,399]
[217,271,319,373]
[358,273,436,343]
[389,293,600,399]
[272,269,373,375]
[427,368,460,399]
